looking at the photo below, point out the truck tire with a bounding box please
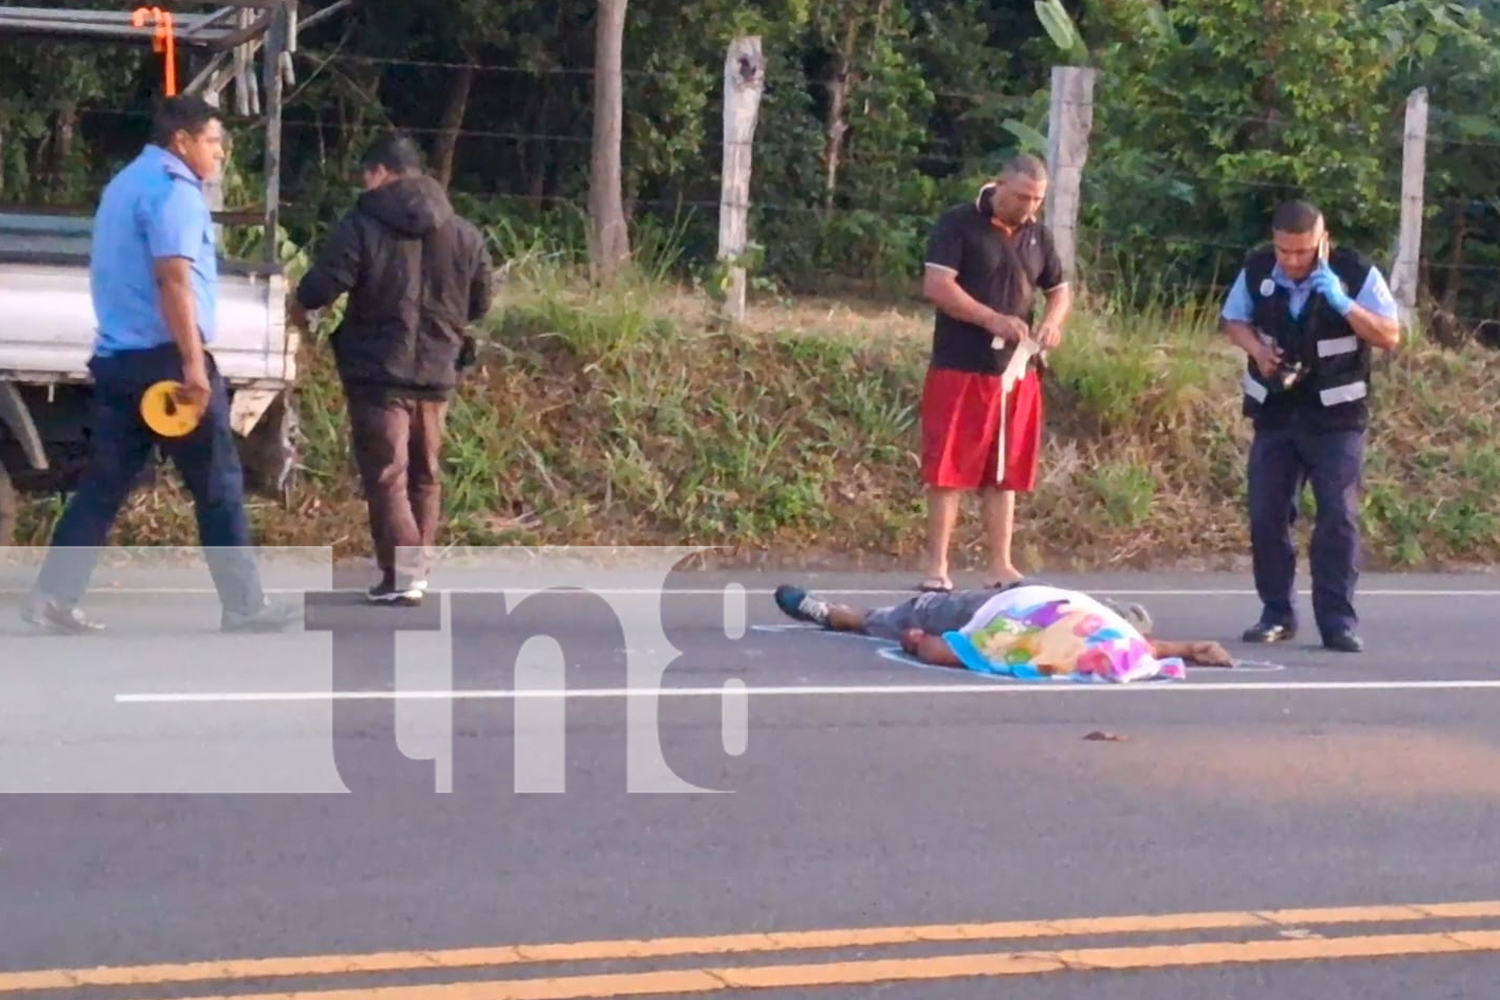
[0,459,16,549]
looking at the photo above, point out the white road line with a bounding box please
[9,586,1500,597]
[1025,589,1500,597]
[114,679,1500,704]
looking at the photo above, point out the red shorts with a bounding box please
[920,366,1042,492]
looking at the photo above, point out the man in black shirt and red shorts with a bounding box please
[917,154,1072,592]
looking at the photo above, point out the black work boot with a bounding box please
[1241,620,1297,643]
[1321,628,1364,653]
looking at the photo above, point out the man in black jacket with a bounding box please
[292,135,495,604]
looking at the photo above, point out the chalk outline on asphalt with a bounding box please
[111,628,1301,706]
[97,585,1500,704]
[748,622,1284,681]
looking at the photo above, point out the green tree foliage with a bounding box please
[1076,0,1407,292]
[1380,0,1500,327]
[2,0,1498,323]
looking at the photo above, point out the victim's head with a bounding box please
[1102,598,1154,637]
[1271,199,1327,282]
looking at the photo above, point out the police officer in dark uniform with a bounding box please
[1220,201,1401,652]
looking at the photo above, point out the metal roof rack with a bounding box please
[0,0,351,265]
[0,1,328,52]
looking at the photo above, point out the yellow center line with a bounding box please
[5,900,1500,992]
[89,930,1500,1000]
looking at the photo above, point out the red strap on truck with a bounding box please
[131,6,178,96]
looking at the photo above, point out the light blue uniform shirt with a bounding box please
[90,145,217,356]
[1220,261,1399,323]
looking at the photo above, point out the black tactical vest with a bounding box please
[1239,246,1374,432]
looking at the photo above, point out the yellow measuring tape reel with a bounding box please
[139,380,204,438]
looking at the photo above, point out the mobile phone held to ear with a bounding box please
[1318,233,1330,262]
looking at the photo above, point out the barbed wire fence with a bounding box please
[10,42,1498,332]
[284,50,1488,331]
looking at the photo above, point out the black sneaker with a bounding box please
[774,584,831,627]
[367,576,423,606]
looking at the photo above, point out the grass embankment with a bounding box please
[14,255,1500,573]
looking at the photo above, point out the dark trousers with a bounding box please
[346,394,448,582]
[33,346,263,613]
[1247,425,1365,635]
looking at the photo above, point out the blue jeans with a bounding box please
[1247,425,1364,635]
[862,581,1046,640]
[32,345,263,613]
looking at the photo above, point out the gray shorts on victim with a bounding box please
[861,589,1001,640]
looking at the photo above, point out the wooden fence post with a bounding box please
[1044,65,1096,283]
[1391,87,1428,329]
[718,36,765,324]
[587,0,631,284]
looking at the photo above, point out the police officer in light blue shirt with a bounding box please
[89,142,219,359]
[24,96,295,634]
[1220,200,1401,653]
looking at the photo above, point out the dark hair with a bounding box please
[1272,199,1323,234]
[1000,152,1048,182]
[149,96,221,147]
[1102,598,1153,636]
[360,134,423,175]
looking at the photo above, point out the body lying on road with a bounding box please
[774,581,1232,683]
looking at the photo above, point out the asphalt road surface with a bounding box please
[4,566,1500,999]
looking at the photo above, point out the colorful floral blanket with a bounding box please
[941,589,1186,684]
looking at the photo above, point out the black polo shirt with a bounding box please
[923,184,1066,374]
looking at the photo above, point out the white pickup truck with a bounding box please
[0,211,301,544]
[0,0,318,545]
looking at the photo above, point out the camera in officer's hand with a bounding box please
[1272,356,1307,391]
[1255,327,1305,392]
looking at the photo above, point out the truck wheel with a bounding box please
[0,460,17,548]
